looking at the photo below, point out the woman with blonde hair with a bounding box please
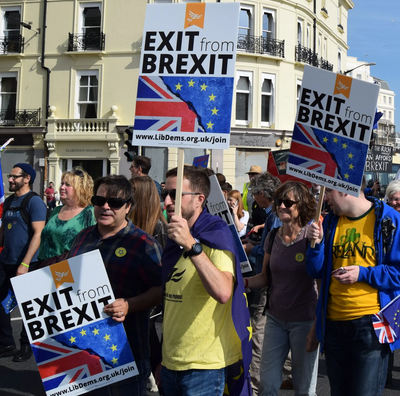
[129,176,168,249]
[227,189,249,237]
[38,168,96,262]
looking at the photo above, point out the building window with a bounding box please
[262,10,275,40]
[297,79,302,108]
[318,34,322,56]
[77,71,98,118]
[261,74,275,127]
[79,3,101,50]
[389,97,392,105]
[297,19,303,45]
[239,6,253,38]
[1,6,21,53]
[389,111,392,121]
[306,25,311,48]
[323,37,327,59]
[356,73,362,80]
[236,71,252,125]
[383,96,386,104]
[337,49,342,73]
[0,72,17,124]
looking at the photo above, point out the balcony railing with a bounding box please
[237,35,285,58]
[53,119,110,133]
[319,57,334,71]
[295,44,319,66]
[68,32,105,52]
[0,108,41,126]
[0,35,24,54]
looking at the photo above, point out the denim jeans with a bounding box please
[259,314,318,396]
[161,366,228,396]
[324,316,390,396]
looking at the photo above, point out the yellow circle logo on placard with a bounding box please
[7,223,12,230]
[115,247,126,257]
[295,253,304,262]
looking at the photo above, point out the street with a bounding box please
[1,308,400,395]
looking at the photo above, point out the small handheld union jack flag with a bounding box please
[372,312,397,344]
[372,294,400,344]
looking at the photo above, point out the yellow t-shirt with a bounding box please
[162,246,242,371]
[327,206,380,320]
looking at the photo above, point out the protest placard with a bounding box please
[11,250,138,396]
[133,3,239,149]
[365,144,393,173]
[206,175,252,274]
[193,154,209,168]
[287,65,379,197]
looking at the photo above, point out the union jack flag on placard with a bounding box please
[135,76,203,133]
[372,312,397,344]
[32,317,137,394]
[134,75,233,135]
[288,122,366,186]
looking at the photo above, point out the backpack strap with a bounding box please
[18,191,38,226]
[262,227,279,315]
[3,191,38,236]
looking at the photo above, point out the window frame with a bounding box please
[239,5,254,38]
[260,73,275,127]
[0,71,18,124]
[297,18,303,45]
[262,8,275,41]
[75,70,99,119]
[235,71,253,126]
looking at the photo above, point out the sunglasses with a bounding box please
[161,189,200,201]
[91,195,129,209]
[72,169,84,178]
[275,198,298,208]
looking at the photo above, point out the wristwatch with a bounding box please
[183,242,203,259]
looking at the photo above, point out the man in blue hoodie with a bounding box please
[306,178,400,396]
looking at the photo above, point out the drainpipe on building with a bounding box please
[40,0,50,122]
[40,0,50,192]
[313,0,317,64]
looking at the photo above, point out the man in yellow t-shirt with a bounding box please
[161,166,249,396]
[307,179,400,396]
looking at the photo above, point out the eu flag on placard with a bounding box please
[372,294,400,344]
[289,123,366,186]
[32,317,136,392]
[135,75,233,134]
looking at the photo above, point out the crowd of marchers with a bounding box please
[0,156,400,396]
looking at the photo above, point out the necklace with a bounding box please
[278,226,304,247]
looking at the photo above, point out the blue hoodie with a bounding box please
[306,197,400,352]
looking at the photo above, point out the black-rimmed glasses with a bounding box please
[7,174,24,180]
[161,189,200,201]
[91,196,129,209]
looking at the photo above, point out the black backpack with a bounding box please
[3,191,39,236]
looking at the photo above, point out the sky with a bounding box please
[347,0,400,129]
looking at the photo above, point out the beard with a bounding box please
[9,182,22,192]
[181,196,196,222]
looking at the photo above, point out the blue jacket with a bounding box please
[306,197,400,351]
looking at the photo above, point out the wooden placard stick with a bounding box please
[310,185,325,248]
[174,148,185,217]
